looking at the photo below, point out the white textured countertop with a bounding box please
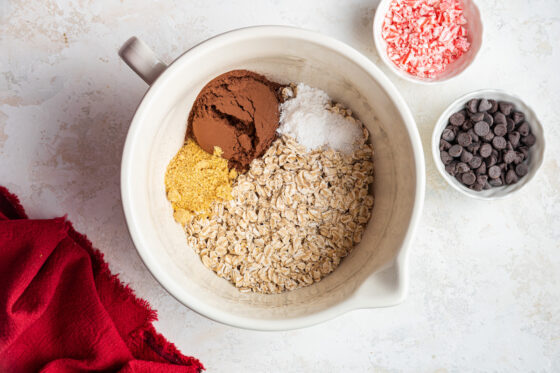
[1,0,559,371]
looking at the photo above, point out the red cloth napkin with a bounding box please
[0,186,204,373]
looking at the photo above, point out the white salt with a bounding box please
[277,83,363,154]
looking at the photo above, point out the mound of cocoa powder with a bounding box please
[187,70,283,171]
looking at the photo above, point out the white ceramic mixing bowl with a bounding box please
[119,26,425,330]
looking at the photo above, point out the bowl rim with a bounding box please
[372,0,483,85]
[431,88,546,200]
[120,25,426,330]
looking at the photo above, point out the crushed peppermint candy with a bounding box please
[382,0,470,78]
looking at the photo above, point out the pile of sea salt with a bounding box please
[277,83,364,154]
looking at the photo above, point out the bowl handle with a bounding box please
[118,36,168,85]
[349,260,407,309]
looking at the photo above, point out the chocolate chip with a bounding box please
[506,118,515,133]
[474,121,490,136]
[469,156,482,169]
[442,128,455,141]
[483,112,494,126]
[457,162,470,173]
[478,99,493,112]
[457,132,472,147]
[462,172,476,185]
[506,141,514,151]
[468,129,479,143]
[492,136,507,150]
[482,131,495,142]
[440,139,452,151]
[512,111,525,125]
[440,151,453,165]
[488,165,501,179]
[499,101,514,116]
[494,112,507,126]
[508,131,520,147]
[467,142,480,154]
[515,163,529,177]
[494,124,507,137]
[486,155,498,167]
[470,112,485,122]
[445,162,457,176]
[521,134,536,146]
[460,150,473,163]
[518,146,529,158]
[488,99,499,113]
[480,143,493,158]
[483,182,492,189]
[449,144,463,157]
[449,111,466,126]
[489,178,503,187]
[471,183,484,191]
[514,151,525,164]
[467,98,479,113]
[518,121,530,136]
[461,120,474,130]
[476,175,488,184]
[505,169,519,184]
[504,150,517,164]
[476,162,487,175]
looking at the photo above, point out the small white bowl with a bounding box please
[373,0,483,84]
[432,89,545,200]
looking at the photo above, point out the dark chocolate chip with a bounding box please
[486,155,498,167]
[445,162,458,176]
[478,99,493,112]
[470,112,485,122]
[488,165,501,179]
[440,139,452,151]
[461,120,474,131]
[471,183,484,191]
[489,178,503,187]
[476,175,488,184]
[457,132,472,147]
[518,146,529,157]
[492,136,507,150]
[518,121,530,136]
[467,142,480,154]
[457,162,470,173]
[480,143,493,158]
[474,121,490,136]
[449,144,463,157]
[449,111,466,126]
[515,163,529,177]
[494,124,507,136]
[440,151,453,165]
[462,172,476,185]
[467,98,479,113]
[514,152,525,164]
[482,131,495,142]
[506,141,514,151]
[499,101,514,116]
[483,112,494,126]
[476,162,487,175]
[489,99,499,113]
[442,128,455,142]
[505,169,519,184]
[460,150,473,163]
[506,118,515,132]
[483,182,492,190]
[494,112,507,126]
[468,129,479,143]
[469,156,482,169]
[504,150,517,164]
[521,134,536,146]
[512,111,525,125]
[508,131,520,147]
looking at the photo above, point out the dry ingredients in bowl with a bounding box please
[382,0,470,78]
[165,70,375,294]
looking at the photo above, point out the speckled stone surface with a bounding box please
[1,0,559,371]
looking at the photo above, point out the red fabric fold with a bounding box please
[0,186,204,373]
